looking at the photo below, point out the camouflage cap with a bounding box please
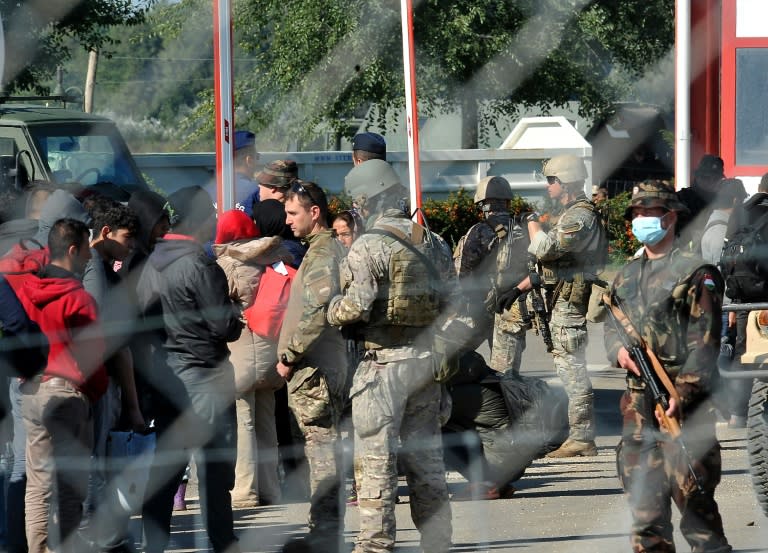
[623,180,689,220]
[257,160,299,188]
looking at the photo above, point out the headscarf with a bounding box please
[215,209,260,244]
[252,199,293,239]
[252,199,306,267]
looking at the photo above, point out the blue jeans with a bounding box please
[7,378,26,553]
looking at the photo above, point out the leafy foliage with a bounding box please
[422,189,537,247]
[601,190,640,264]
[422,189,480,247]
[45,0,675,151]
[1,0,148,94]
[327,187,634,264]
[224,0,675,147]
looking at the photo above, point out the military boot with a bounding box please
[545,438,598,458]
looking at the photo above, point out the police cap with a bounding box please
[352,132,387,156]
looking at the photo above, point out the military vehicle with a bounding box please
[0,96,146,197]
[725,303,768,517]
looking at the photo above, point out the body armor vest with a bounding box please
[368,222,441,330]
[541,198,608,280]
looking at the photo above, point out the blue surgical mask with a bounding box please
[631,215,668,246]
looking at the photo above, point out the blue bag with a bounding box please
[106,430,156,514]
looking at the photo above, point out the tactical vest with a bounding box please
[491,219,530,292]
[620,250,722,386]
[541,198,608,281]
[367,222,442,332]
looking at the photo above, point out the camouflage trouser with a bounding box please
[617,390,731,553]
[351,350,452,553]
[287,364,344,548]
[550,296,594,442]
[489,304,527,375]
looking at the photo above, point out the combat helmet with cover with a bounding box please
[474,176,515,203]
[344,159,407,215]
[543,154,588,185]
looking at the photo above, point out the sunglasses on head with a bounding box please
[546,176,560,185]
[290,181,318,207]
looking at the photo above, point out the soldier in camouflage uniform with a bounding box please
[497,154,606,457]
[327,160,453,553]
[276,181,348,552]
[453,176,530,373]
[604,180,731,553]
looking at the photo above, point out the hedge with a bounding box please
[327,187,639,268]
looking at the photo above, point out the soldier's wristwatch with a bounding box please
[280,353,295,367]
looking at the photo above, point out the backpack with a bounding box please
[0,240,48,274]
[719,209,768,301]
[498,374,568,480]
[244,262,297,341]
[483,219,530,317]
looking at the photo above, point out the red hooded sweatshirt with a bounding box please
[6,270,107,402]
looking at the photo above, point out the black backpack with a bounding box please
[720,209,768,301]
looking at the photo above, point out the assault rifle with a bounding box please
[602,292,704,493]
[528,259,553,352]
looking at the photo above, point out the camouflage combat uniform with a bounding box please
[454,213,530,374]
[604,247,731,553]
[528,194,605,443]
[327,208,453,553]
[278,230,348,549]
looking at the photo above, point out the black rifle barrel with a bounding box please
[528,265,554,352]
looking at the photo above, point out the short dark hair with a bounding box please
[48,218,90,260]
[89,196,139,236]
[285,180,328,220]
[352,149,385,163]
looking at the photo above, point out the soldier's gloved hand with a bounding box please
[495,286,522,314]
[521,211,540,224]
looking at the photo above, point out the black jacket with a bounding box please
[0,276,48,379]
[137,236,242,391]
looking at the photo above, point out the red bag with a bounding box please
[244,263,297,340]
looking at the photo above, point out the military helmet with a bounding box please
[543,154,588,184]
[474,176,514,203]
[344,159,405,207]
[623,180,690,220]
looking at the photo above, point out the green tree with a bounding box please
[225,0,674,148]
[60,0,674,151]
[0,0,149,94]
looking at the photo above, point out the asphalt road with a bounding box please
[155,323,768,552]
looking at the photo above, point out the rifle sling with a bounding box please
[366,226,441,282]
[548,279,565,312]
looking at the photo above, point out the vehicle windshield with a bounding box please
[29,123,144,187]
